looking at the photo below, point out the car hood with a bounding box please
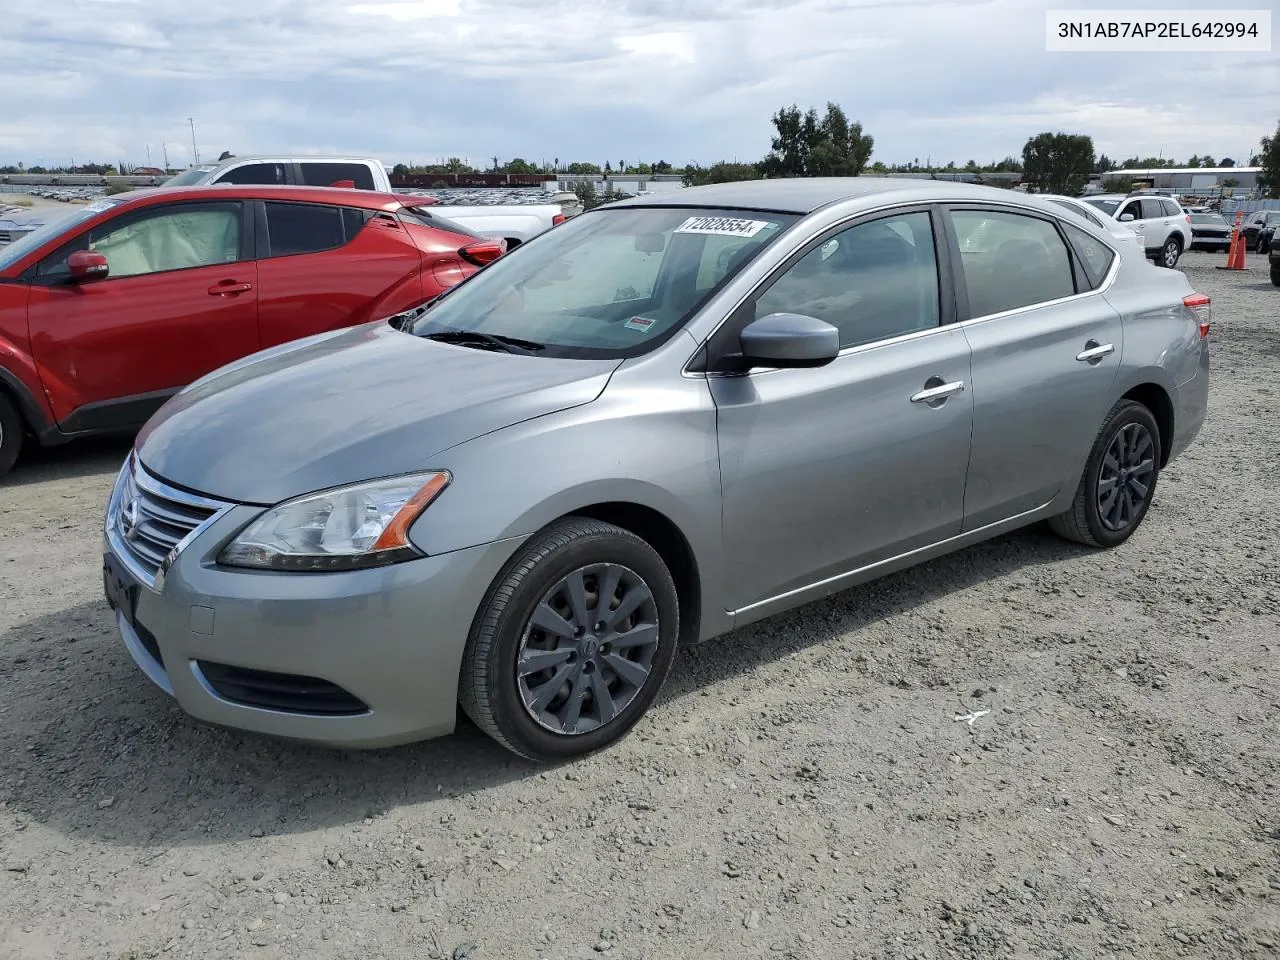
[136,321,621,505]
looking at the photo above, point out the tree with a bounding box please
[760,102,874,178]
[391,163,409,177]
[1201,155,1217,167]
[1186,155,1201,168]
[681,161,763,187]
[504,157,535,174]
[1220,157,1235,168]
[1096,154,1116,173]
[566,161,601,174]
[1021,132,1095,195]
[1258,121,1280,198]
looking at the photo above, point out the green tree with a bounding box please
[1186,155,1201,168]
[761,102,873,178]
[504,157,536,174]
[391,163,409,176]
[1096,154,1116,173]
[1220,157,1235,167]
[681,161,763,187]
[566,161,601,174]
[1021,132,1095,195]
[1258,121,1280,198]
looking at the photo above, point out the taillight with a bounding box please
[459,240,506,266]
[1184,293,1210,337]
[1185,215,1192,224]
[552,214,566,226]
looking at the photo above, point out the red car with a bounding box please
[0,185,504,475]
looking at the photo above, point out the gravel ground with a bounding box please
[1,251,1277,960]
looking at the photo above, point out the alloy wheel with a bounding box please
[516,563,660,735]
[1162,240,1179,267]
[1097,422,1156,532]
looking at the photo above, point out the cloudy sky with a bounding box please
[2,0,1276,170]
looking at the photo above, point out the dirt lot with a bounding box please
[1,251,1277,960]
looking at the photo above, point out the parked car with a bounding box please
[1269,231,1280,287]
[1187,212,1233,252]
[1240,210,1280,253]
[1082,193,1191,268]
[1040,195,1143,254]
[161,155,569,247]
[0,185,505,475]
[102,178,1211,759]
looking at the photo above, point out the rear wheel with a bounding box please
[1271,263,1280,287]
[0,392,23,478]
[1158,236,1182,269]
[1049,400,1162,549]
[458,517,680,761]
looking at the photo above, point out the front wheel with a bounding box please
[1260,236,1271,255]
[1159,237,1182,269]
[458,517,680,761]
[1271,263,1280,287]
[1049,400,1162,549]
[0,392,23,478]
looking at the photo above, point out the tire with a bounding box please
[0,392,24,478]
[1158,236,1182,269]
[458,517,680,761]
[1049,400,1162,549]
[1260,236,1272,255]
[1271,264,1280,287]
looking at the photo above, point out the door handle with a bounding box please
[910,379,965,404]
[208,281,253,296]
[1076,341,1115,363]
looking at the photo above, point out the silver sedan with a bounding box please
[103,178,1211,760]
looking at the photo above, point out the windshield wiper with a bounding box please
[421,329,545,355]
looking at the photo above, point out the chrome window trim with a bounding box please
[681,195,1120,379]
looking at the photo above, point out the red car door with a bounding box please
[254,200,425,349]
[26,199,259,431]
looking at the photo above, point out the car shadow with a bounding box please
[1,434,133,488]
[0,524,1087,849]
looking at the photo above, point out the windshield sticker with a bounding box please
[674,216,772,238]
[624,316,656,333]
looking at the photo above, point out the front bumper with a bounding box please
[103,465,522,748]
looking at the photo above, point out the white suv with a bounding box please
[1082,193,1192,269]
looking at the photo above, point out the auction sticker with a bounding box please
[674,216,772,238]
[624,316,656,333]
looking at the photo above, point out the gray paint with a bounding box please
[109,178,1211,747]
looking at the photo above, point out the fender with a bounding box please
[0,336,56,439]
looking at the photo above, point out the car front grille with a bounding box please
[108,455,232,586]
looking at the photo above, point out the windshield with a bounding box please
[161,165,217,186]
[1083,198,1121,216]
[0,200,122,272]
[404,206,800,358]
[1190,214,1226,224]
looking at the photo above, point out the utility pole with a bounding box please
[188,118,199,164]
[162,143,170,170]
[146,144,152,166]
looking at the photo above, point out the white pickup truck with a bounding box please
[161,155,574,247]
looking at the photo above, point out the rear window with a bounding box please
[264,202,370,257]
[398,205,483,240]
[1046,198,1104,229]
[298,162,376,190]
[1083,198,1121,216]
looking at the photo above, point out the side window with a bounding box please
[1139,199,1165,220]
[298,163,376,190]
[1061,222,1116,290]
[1047,199,1103,229]
[754,211,940,349]
[950,209,1076,317]
[215,162,288,185]
[1117,201,1142,222]
[37,203,241,279]
[264,202,355,257]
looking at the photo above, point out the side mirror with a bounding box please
[67,250,109,282]
[1118,213,1135,222]
[733,313,840,370]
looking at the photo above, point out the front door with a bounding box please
[945,206,1124,530]
[708,208,974,613]
[27,199,258,431]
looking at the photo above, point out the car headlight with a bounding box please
[218,472,450,571]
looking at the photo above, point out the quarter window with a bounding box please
[215,162,288,185]
[753,211,940,349]
[264,202,368,257]
[1061,222,1115,290]
[950,210,1076,317]
[36,202,242,279]
[298,162,376,190]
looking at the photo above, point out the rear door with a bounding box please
[946,205,1123,530]
[26,199,258,430]
[254,199,425,348]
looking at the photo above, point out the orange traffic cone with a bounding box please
[1217,212,1247,270]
